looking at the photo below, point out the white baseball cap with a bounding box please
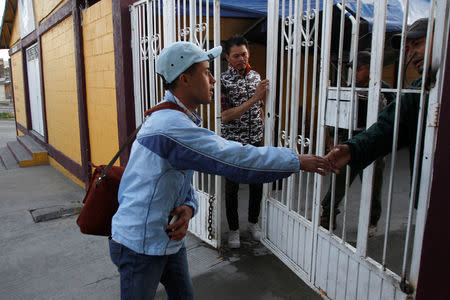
[156,42,222,84]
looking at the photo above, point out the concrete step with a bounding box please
[7,141,32,165]
[0,147,20,169]
[17,135,48,162]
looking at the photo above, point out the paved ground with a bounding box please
[0,119,16,148]
[0,119,321,300]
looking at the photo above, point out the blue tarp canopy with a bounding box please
[218,0,431,32]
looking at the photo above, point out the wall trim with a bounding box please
[9,57,18,135]
[21,48,32,130]
[112,0,137,166]
[16,122,86,182]
[37,36,49,142]
[72,0,91,188]
[38,1,72,36]
[21,30,38,50]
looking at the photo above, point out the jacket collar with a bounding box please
[227,63,252,77]
[163,91,202,126]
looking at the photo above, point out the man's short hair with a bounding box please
[224,35,249,55]
[162,63,198,91]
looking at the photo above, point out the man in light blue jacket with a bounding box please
[109,41,331,300]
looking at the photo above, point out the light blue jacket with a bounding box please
[111,91,300,255]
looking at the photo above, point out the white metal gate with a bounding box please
[263,0,449,299]
[130,0,223,248]
[26,43,44,137]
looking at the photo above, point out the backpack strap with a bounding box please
[95,101,187,186]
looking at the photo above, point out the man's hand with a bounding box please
[325,144,351,174]
[166,205,194,241]
[253,79,269,102]
[298,154,331,176]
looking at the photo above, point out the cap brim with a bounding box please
[194,46,222,63]
[406,30,427,40]
[391,30,427,49]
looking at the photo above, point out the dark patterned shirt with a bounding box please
[220,65,264,145]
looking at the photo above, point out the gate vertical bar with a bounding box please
[213,0,222,248]
[382,0,410,267]
[189,0,196,43]
[263,0,280,238]
[131,5,142,126]
[146,0,157,108]
[163,0,176,48]
[356,0,387,256]
[329,0,347,235]
[402,0,435,282]
[311,0,333,284]
[287,0,302,211]
[342,0,362,241]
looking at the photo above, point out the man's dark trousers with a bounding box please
[225,178,263,231]
[322,157,384,227]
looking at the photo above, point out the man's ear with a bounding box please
[225,54,230,63]
[178,73,190,86]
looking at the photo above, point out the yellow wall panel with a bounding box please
[9,9,21,47]
[83,0,119,166]
[34,0,68,24]
[10,52,27,127]
[41,16,82,165]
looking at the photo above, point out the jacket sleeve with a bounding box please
[182,184,198,216]
[138,119,300,184]
[344,90,417,170]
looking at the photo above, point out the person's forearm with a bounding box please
[222,95,260,123]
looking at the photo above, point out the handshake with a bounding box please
[299,144,351,176]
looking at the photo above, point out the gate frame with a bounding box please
[262,0,449,299]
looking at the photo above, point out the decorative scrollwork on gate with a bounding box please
[300,9,316,48]
[180,27,190,40]
[280,130,291,148]
[150,34,161,59]
[283,16,295,50]
[193,23,208,48]
[297,135,311,148]
[140,37,149,60]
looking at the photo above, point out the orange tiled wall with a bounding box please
[41,16,82,165]
[83,0,119,165]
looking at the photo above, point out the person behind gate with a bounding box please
[109,41,331,300]
[220,35,270,249]
[321,51,395,236]
[326,18,434,221]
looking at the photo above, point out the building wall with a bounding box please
[9,10,20,47]
[82,0,119,166]
[41,16,82,165]
[10,51,27,128]
[34,0,69,25]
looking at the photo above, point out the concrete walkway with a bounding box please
[0,119,321,300]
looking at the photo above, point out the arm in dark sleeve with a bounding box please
[344,94,414,170]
